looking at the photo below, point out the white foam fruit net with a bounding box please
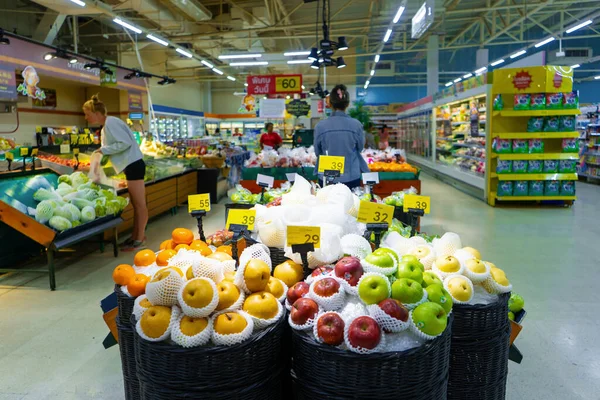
[346,194,361,218]
[234,244,273,294]
[177,277,219,318]
[146,269,185,307]
[308,276,346,311]
[312,311,346,347]
[132,294,151,320]
[136,305,181,343]
[257,218,286,248]
[367,304,410,333]
[432,232,462,258]
[340,234,372,259]
[211,311,255,346]
[343,316,386,354]
[171,313,213,348]
[281,175,316,206]
[409,309,444,341]
[317,184,354,214]
[409,244,436,270]
[248,299,284,330]
[380,232,416,257]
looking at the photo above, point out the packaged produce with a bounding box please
[512,139,528,154]
[382,187,418,207]
[527,117,544,132]
[497,181,513,196]
[493,94,504,111]
[496,160,512,174]
[559,116,576,132]
[561,138,578,153]
[512,160,528,173]
[544,180,560,196]
[563,91,579,109]
[493,138,512,154]
[514,94,530,110]
[529,139,544,154]
[513,181,529,196]
[543,160,559,173]
[559,160,577,173]
[530,93,546,110]
[544,116,560,132]
[545,93,563,109]
[529,180,545,196]
[527,160,543,173]
[560,180,576,196]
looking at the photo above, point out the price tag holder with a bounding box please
[318,155,345,174]
[256,173,274,188]
[362,172,380,185]
[5,152,14,161]
[226,209,256,231]
[60,144,71,154]
[31,148,39,157]
[403,194,431,214]
[286,173,297,183]
[287,225,321,248]
[357,201,394,224]
[73,148,80,156]
[188,193,211,213]
[20,147,28,157]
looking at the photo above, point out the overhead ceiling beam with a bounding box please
[445,0,505,47]
[32,12,67,45]
[482,1,551,45]
[271,1,305,28]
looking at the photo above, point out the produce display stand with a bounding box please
[114,285,139,400]
[0,168,122,290]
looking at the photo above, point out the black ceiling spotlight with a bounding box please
[43,52,57,61]
[158,76,176,85]
[0,29,10,45]
[306,0,349,69]
[308,47,319,61]
[337,36,348,51]
[310,60,320,70]
[336,56,346,68]
[43,49,77,64]
[124,71,137,80]
[125,69,152,80]
[84,61,102,70]
[101,66,114,75]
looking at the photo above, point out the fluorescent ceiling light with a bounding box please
[212,68,224,75]
[490,59,505,67]
[301,85,305,89]
[370,70,375,76]
[218,53,262,60]
[393,6,405,23]
[445,82,453,87]
[566,19,593,34]
[383,29,393,43]
[113,18,142,34]
[374,54,380,63]
[201,60,214,69]
[176,48,193,58]
[227,76,236,81]
[230,61,269,66]
[69,0,86,6]
[284,51,311,56]
[364,80,370,89]
[475,67,487,74]
[244,83,248,87]
[147,34,168,46]
[571,64,580,69]
[318,58,324,63]
[534,37,555,48]
[453,78,462,83]
[287,59,312,64]
[510,49,527,59]
[595,75,600,80]
[463,73,473,79]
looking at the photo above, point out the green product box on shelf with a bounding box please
[513,180,529,196]
[512,160,528,173]
[529,180,544,196]
[497,181,513,196]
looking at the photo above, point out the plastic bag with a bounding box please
[88,152,113,187]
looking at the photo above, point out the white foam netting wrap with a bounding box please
[343,316,387,354]
[316,184,354,214]
[211,311,255,346]
[146,269,185,307]
[281,175,318,207]
[234,244,273,293]
[257,217,287,248]
[432,232,462,258]
[171,313,213,348]
[366,304,410,333]
[136,305,181,343]
[380,231,417,256]
[340,234,373,259]
[132,295,151,320]
[284,223,343,268]
[177,278,220,318]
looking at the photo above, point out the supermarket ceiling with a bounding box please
[3,0,600,86]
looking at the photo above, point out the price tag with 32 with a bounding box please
[356,201,394,224]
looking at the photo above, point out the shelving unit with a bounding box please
[577,106,600,182]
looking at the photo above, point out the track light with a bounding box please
[308,48,319,61]
[84,62,101,70]
[337,37,348,51]
[0,29,10,45]
[100,66,114,75]
[43,50,76,64]
[310,60,320,70]
[68,56,78,64]
[158,76,176,85]
[44,52,56,61]
[124,72,135,80]
[336,57,346,68]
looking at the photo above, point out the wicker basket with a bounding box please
[115,284,135,322]
[268,246,288,266]
[291,315,452,400]
[116,317,140,400]
[452,292,511,339]
[133,314,285,393]
[201,156,225,169]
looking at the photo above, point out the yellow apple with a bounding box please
[208,252,233,262]
[179,315,209,336]
[140,305,172,339]
[465,259,486,273]
[151,268,171,282]
[139,297,152,308]
[273,260,304,287]
[264,277,285,299]
[185,265,196,280]
[243,259,271,292]
[436,256,461,273]
[490,267,510,286]
[181,278,215,309]
[213,312,248,335]
[462,247,481,260]
[486,261,497,269]
[222,271,236,282]
[411,245,431,259]
[216,280,241,311]
[242,291,279,319]
[446,276,473,302]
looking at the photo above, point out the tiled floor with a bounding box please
[0,174,598,399]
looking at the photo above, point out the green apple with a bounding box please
[422,271,443,288]
[391,278,423,304]
[508,311,515,321]
[508,293,524,313]
[358,274,390,305]
[424,284,453,314]
[396,260,424,284]
[401,254,422,269]
[374,247,400,263]
[364,251,395,270]
[412,302,447,336]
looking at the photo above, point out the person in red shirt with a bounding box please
[259,122,282,149]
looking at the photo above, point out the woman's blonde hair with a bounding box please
[83,94,107,115]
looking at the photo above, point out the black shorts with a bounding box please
[124,159,146,181]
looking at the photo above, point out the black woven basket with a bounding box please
[116,317,140,400]
[451,292,511,339]
[291,315,452,400]
[268,246,288,266]
[115,284,135,323]
[393,206,413,226]
[448,328,511,400]
[134,314,285,392]
[224,203,254,223]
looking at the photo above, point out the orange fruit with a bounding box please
[199,246,213,256]
[172,228,194,245]
[207,252,233,262]
[156,249,177,267]
[160,239,174,250]
[127,274,150,297]
[216,245,232,257]
[189,240,208,251]
[174,244,190,252]
[112,264,135,286]
[134,249,157,267]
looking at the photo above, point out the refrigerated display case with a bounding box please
[150,105,205,142]
[397,108,432,159]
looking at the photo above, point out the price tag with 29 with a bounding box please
[403,194,431,214]
[188,193,211,213]
[287,225,321,248]
[356,201,394,224]
[226,209,256,231]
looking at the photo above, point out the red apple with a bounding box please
[334,256,364,286]
[316,312,345,345]
[348,316,381,350]
[313,277,340,298]
[311,266,333,278]
[378,298,409,322]
[290,298,319,325]
[287,282,309,305]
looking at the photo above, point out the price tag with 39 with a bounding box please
[403,194,431,214]
[287,225,321,248]
[226,209,256,231]
[318,155,345,173]
[188,193,211,213]
[356,201,394,224]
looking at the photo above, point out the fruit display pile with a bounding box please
[361,148,406,164]
[0,138,15,152]
[229,184,290,205]
[367,162,418,173]
[245,147,316,168]
[38,153,91,169]
[30,171,128,231]
[114,228,289,347]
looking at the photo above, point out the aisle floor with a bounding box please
[0,174,598,400]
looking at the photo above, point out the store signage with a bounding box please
[5,152,14,161]
[256,173,274,188]
[357,201,394,224]
[239,94,257,113]
[492,66,573,94]
[512,71,533,90]
[19,147,28,157]
[188,193,211,213]
[362,172,380,185]
[128,112,144,120]
[100,65,117,87]
[16,66,45,100]
[0,65,17,101]
[226,209,256,231]
[128,91,143,111]
[32,88,56,109]
[286,99,311,117]
[287,226,321,248]
[403,194,431,214]
[259,98,286,118]
[411,0,435,39]
[318,155,345,173]
[246,74,302,94]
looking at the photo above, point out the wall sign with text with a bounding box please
[246,74,302,94]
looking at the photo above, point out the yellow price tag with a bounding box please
[226,209,256,231]
[31,148,38,156]
[73,148,80,156]
[287,226,321,248]
[275,75,301,92]
[357,201,394,224]
[188,193,211,213]
[318,155,345,173]
[60,144,70,154]
[403,194,431,214]
[5,152,14,161]
[35,126,42,133]
[20,147,28,157]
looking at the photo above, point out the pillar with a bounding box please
[427,35,439,96]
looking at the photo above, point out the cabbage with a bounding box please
[116,196,128,210]
[58,182,72,191]
[35,201,54,223]
[71,220,81,228]
[58,175,72,186]
[70,198,95,210]
[52,206,72,220]
[106,200,121,215]
[33,188,61,202]
[63,203,81,222]
[81,206,96,223]
[49,216,72,231]
[70,171,89,188]
[99,189,116,201]
[94,197,106,207]
[56,188,75,197]
[75,188,99,201]
[79,181,99,191]
[95,204,106,217]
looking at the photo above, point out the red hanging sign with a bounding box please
[512,71,533,90]
[247,74,302,95]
